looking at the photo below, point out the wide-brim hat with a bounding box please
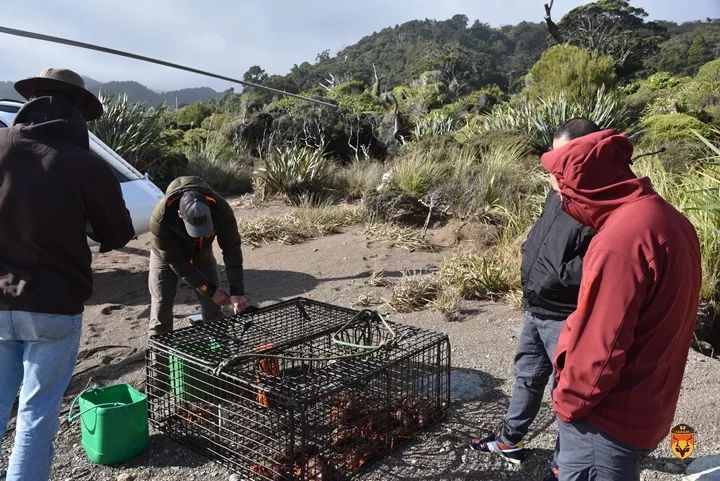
[14,68,103,121]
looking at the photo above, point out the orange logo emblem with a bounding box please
[670,424,695,459]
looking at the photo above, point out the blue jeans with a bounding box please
[0,311,82,481]
[501,310,564,465]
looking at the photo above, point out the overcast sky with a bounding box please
[1,0,718,92]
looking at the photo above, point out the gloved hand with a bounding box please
[231,295,249,314]
[211,288,231,306]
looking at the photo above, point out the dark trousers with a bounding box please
[557,419,654,481]
[501,310,564,466]
[148,249,223,337]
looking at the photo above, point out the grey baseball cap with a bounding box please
[179,191,214,238]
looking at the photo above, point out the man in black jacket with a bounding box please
[0,68,134,481]
[469,119,598,480]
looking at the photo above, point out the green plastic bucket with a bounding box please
[169,337,220,402]
[68,384,149,465]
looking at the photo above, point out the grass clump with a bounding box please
[239,204,364,246]
[389,150,451,198]
[438,250,517,301]
[333,160,387,200]
[386,272,441,312]
[431,287,464,322]
[254,145,336,205]
[364,223,435,252]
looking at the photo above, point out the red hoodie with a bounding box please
[541,129,701,449]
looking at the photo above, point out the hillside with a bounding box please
[2,14,717,108]
[249,15,720,100]
[0,79,222,106]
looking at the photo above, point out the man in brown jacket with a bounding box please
[0,68,134,481]
[148,176,247,336]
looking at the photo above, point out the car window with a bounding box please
[0,120,6,128]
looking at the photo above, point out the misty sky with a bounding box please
[1,0,718,92]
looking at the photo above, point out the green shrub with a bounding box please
[176,101,216,127]
[644,62,720,124]
[393,76,448,118]
[639,114,713,145]
[697,59,720,82]
[438,250,516,301]
[89,93,164,165]
[442,141,544,221]
[411,114,458,141]
[389,151,451,198]
[333,159,386,199]
[185,133,252,195]
[325,81,385,114]
[254,145,335,205]
[632,151,720,301]
[465,129,543,155]
[434,85,506,119]
[476,85,629,150]
[524,44,617,101]
[624,73,688,121]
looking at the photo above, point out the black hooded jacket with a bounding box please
[0,97,134,315]
[520,190,595,319]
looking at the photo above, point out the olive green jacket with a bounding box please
[150,176,244,295]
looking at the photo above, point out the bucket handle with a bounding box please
[67,386,130,424]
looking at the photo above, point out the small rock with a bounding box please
[461,453,468,464]
[229,475,241,481]
[116,474,135,481]
[662,461,684,474]
[313,248,319,252]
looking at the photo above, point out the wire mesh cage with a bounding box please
[147,298,451,480]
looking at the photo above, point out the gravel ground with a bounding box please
[2,204,718,481]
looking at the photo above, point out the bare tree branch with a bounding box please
[544,0,564,44]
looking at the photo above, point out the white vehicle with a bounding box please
[0,99,164,243]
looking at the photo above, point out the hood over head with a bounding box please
[12,96,90,150]
[540,129,655,229]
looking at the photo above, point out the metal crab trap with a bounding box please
[146,298,451,480]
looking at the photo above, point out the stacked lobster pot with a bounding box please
[146,298,451,481]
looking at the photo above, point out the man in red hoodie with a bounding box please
[541,129,701,481]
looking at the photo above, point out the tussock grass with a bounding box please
[438,250,516,301]
[365,270,392,287]
[386,272,441,313]
[239,204,364,246]
[389,150,451,198]
[364,223,435,252]
[633,149,720,300]
[334,160,387,199]
[431,286,464,322]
